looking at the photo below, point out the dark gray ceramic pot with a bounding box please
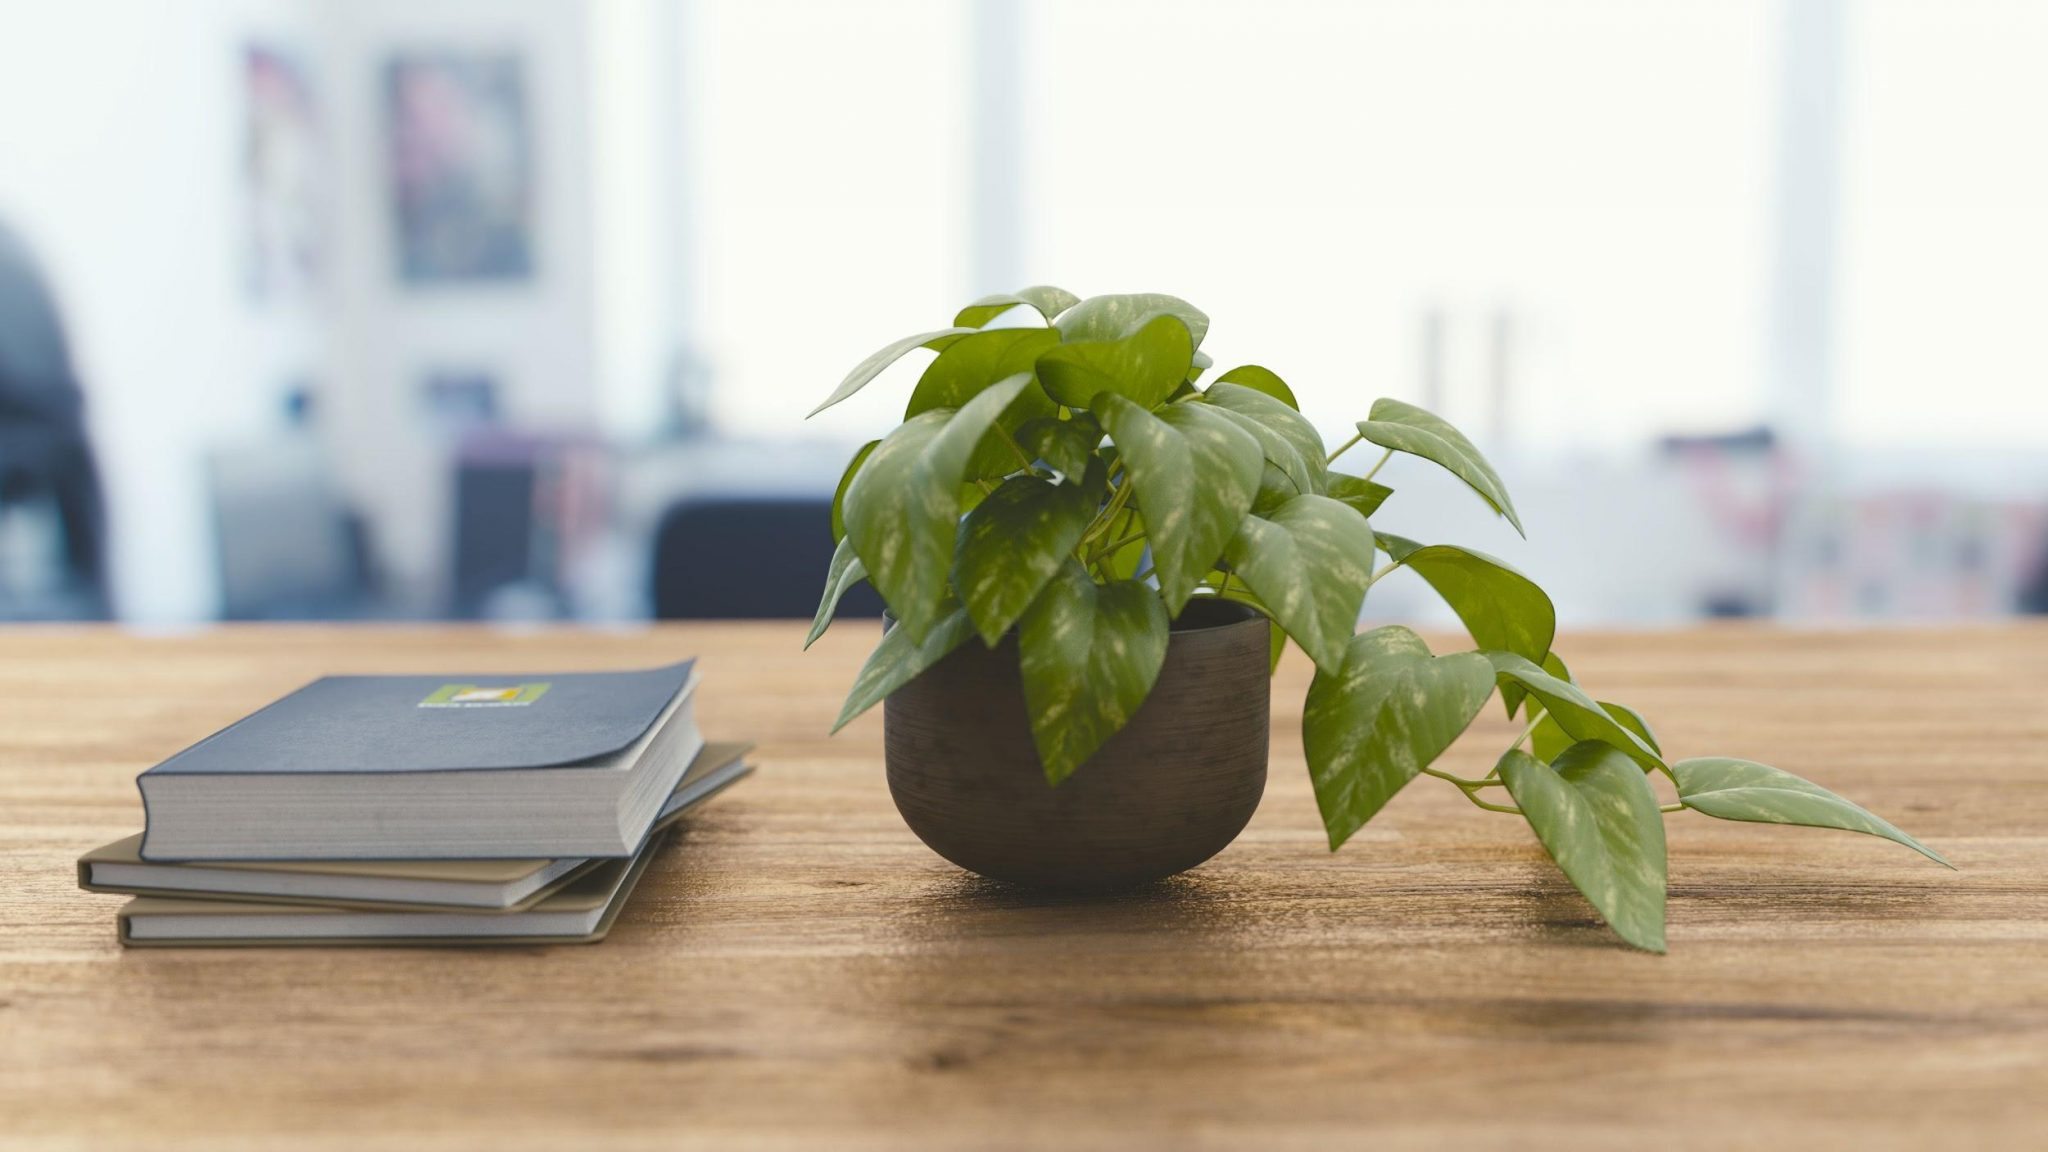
[883,599,1270,891]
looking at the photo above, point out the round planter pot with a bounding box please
[883,598,1270,891]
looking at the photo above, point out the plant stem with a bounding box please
[1000,429,1038,474]
[1360,447,1395,483]
[1362,560,1402,590]
[1659,803,1686,814]
[1509,707,1549,753]
[1324,431,1363,465]
[1089,530,1146,564]
[1081,479,1136,547]
[1421,765,1507,791]
[1421,766,1522,813]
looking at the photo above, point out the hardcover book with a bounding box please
[118,828,677,947]
[84,742,750,910]
[136,661,702,861]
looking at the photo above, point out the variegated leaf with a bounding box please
[1378,533,1554,667]
[830,604,975,732]
[1015,413,1102,479]
[906,328,1059,415]
[842,375,1031,643]
[906,328,1061,478]
[1485,652,1664,771]
[810,327,973,417]
[1224,495,1375,675]
[1302,626,1496,849]
[1327,471,1393,519]
[1357,398,1523,535]
[1206,383,1325,493]
[1036,313,1194,411]
[806,535,867,650]
[1017,562,1170,784]
[1213,364,1300,409]
[1215,408,1314,499]
[1250,462,1297,516]
[1097,394,1262,615]
[831,440,878,542]
[1532,698,1661,762]
[1053,292,1210,349]
[953,474,1097,646]
[954,285,1081,328]
[1673,758,1950,866]
[1498,743,1668,953]
[1505,648,1573,720]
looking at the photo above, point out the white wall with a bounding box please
[314,0,600,606]
[0,0,608,619]
[0,0,323,623]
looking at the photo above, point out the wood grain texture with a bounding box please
[1,622,2044,1150]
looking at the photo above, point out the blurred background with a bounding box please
[1,0,2044,629]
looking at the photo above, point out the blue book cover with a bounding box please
[141,660,696,777]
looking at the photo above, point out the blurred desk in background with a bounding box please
[2,623,2045,1149]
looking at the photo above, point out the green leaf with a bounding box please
[1097,394,1262,615]
[1302,626,1496,849]
[1504,648,1573,720]
[1212,406,1314,499]
[905,328,1061,479]
[1530,700,1660,763]
[1224,495,1375,675]
[1486,652,1664,771]
[810,327,972,417]
[831,603,976,732]
[1206,383,1327,494]
[842,374,1032,643]
[1213,365,1299,409]
[1673,758,1950,867]
[1188,350,1213,382]
[1250,462,1298,516]
[1017,562,1170,784]
[806,535,868,650]
[1378,533,1554,667]
[831,440,879,542]
[1036,313,1194,411]
[1357,398,1523,535]
[953,474,1097,646]
[1497,743,1668,953]
[1602,701,1661,754]
[1016,412,1102,479]
[1053,292,1209,349]
[1326,472,1394,518]
[1104,509,1149,580]
[905,328,1060,414]
[954,285,1082,328]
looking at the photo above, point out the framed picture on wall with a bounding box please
[383,51,534,284]
[243,43,323,302]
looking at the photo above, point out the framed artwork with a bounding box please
[383,51,534,284]
[243,43,323,301]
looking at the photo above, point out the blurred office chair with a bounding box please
[650,497,882,620]
[0,220,107,619]
[208,439,375,620]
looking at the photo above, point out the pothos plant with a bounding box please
[806,287,1947,952]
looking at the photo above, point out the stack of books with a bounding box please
[76,660,747,947]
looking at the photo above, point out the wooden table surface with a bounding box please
[1,623,2044,1150]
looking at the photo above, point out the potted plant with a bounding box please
[807,287,1946,952]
